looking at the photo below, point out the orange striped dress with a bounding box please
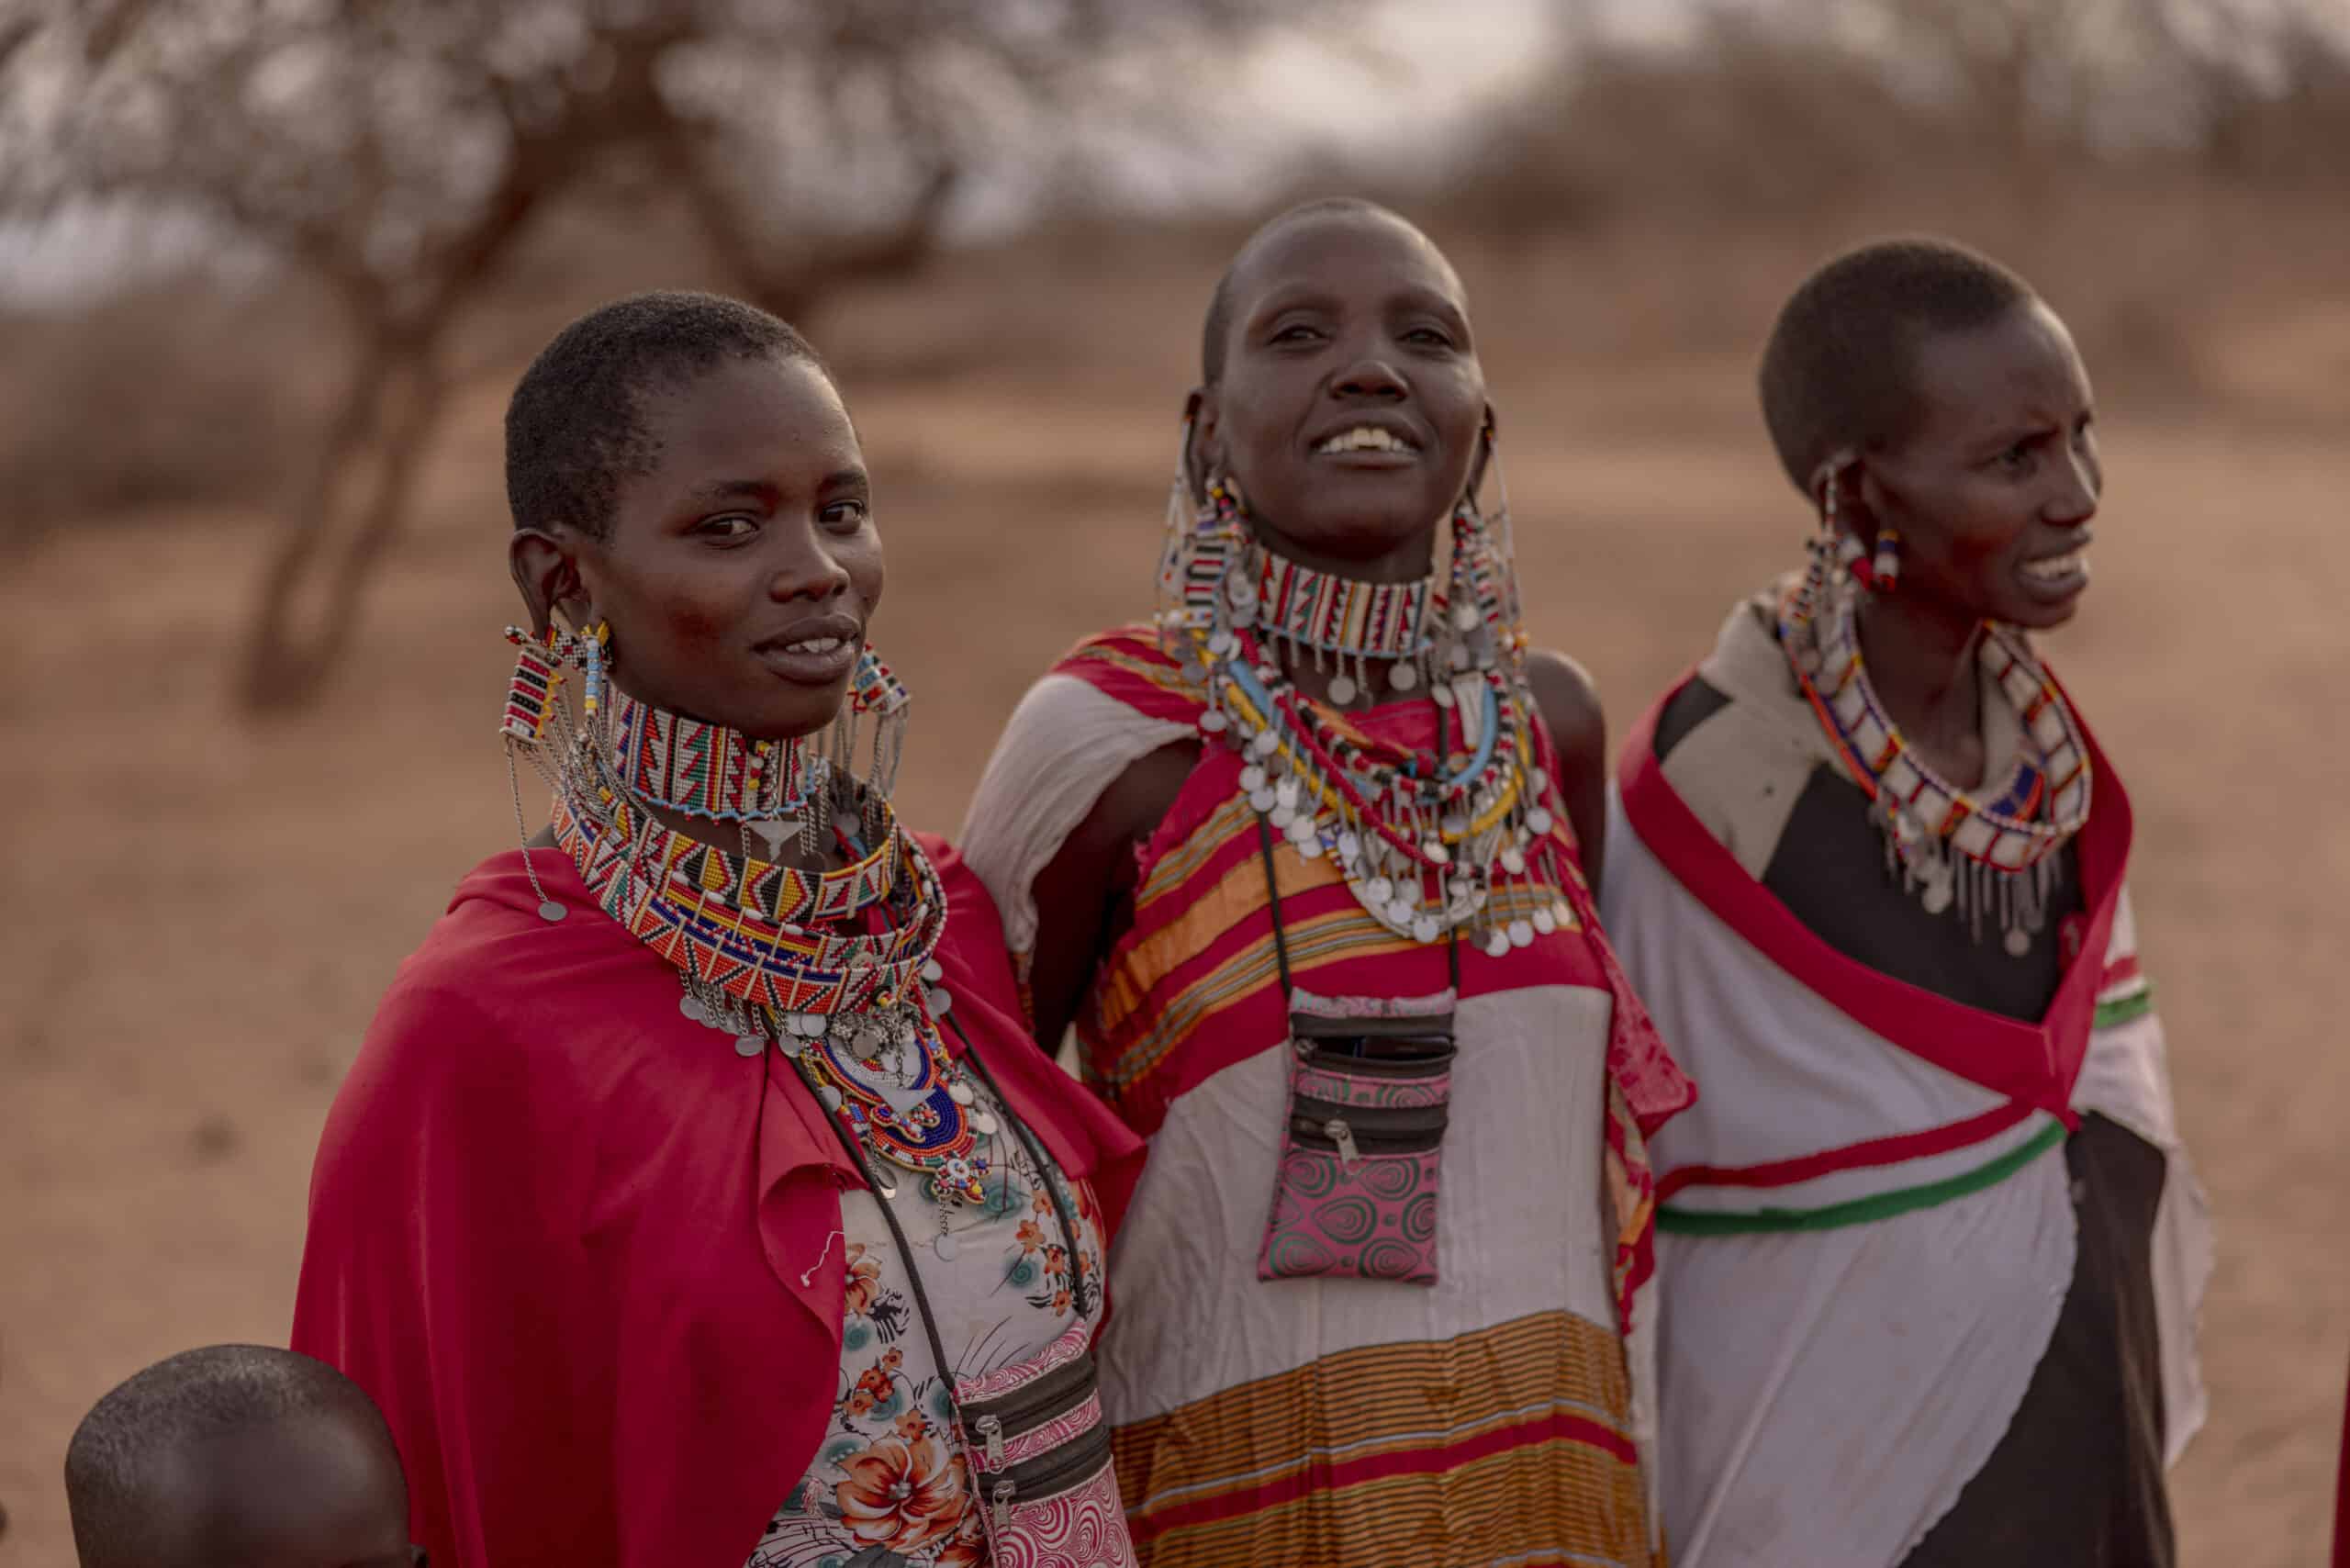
[962,626,1695,1568]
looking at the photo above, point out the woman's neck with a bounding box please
[604,683,849,871]
[1249,516,1435,586]
[1854,592,1988,788]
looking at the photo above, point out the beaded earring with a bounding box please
[1871,528,1902,592]
[1430,418,1517,693]
[498,621,607,922]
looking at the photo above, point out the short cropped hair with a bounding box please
[1200,196,1415,385]
[65,1344,400,1564]
[506,289,827,538]
[1757,238,2037,492]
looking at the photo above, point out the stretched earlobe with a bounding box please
[1467,403,1498,499]
[1182,386,1215,501]
[509,527,586,639]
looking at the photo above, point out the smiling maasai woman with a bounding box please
[1603,239,2211,1567]
[961,200,1695,1568]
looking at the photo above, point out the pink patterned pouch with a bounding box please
[952,1319,1138,1568]
[1257,989,1459,1286]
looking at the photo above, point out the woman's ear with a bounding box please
[1844,455,1899,546]
[1184,386,1216,502]
[1814,450,1880,544]
[1466,402,1497,500]
[509,526,588,636]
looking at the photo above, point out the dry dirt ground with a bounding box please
[2,252,2346,1563]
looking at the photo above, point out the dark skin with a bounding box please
[509,354,882,868]
[1025,208,1608,1052]
[127,1414,421,1568]
[1825,299,2100,787]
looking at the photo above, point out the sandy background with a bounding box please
[3,214,2347,1562]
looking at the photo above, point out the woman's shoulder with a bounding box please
[1039,622,1206,725]
[1524,648,1606,770]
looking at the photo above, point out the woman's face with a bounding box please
[1198,210,1486,578]
[541,353,882,740]
[1860,300,2100,632]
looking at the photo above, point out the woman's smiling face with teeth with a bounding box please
[1198,208,1486,577]
[1858,298,2102,632]
[568,353,881,740]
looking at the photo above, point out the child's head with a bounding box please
[1761,237,2100,630]
[66,1345,420,1568]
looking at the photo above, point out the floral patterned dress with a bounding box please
[746,1074,1109,1568]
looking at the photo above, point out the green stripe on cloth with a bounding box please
[2094,986,2155,1030]
[1656,1120,2067,1236]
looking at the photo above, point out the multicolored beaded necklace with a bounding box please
[1778,568,2092,955]
[498,623,991,1204]
[1158,460,1572,955]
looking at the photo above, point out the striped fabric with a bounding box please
[1029,625,1684,1568]
[1111,1311,1648,1567]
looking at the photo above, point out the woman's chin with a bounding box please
[1991,591,2087,633]
[1255,508,1444,577]
[688,692,846,744]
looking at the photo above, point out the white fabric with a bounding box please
[2071,890,2213,1467]
[959,674,1194,961]
[1605,802,2030,1214]
[1654,1152,2075,1568]
[1095,985,1644,1474]
[1601,798,2211,1567]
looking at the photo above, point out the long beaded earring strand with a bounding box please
[498,622,605,923]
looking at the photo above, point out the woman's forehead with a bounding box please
[1907,302,2089,432]
[1229,210,1468,319]
[640,356,859,473]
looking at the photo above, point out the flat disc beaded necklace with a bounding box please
[1778,568,2092,955]
[499,624,995,1204]
[1159,472,1575,955]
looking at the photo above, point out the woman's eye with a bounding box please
[1270,324,1322,345]
[1402,326,1454,349]
[698,515,759,541]
[1997,441,2037,473]
[822,499,870,528]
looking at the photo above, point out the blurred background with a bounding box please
[2,0,2346,1559]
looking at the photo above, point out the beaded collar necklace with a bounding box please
[1159,458,1572,954]
[609,687,815,824]
[1237,544,1432,703]
[500,625,991,1204]
[1778,570,2092,954]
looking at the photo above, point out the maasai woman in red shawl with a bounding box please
[293,293,1142,1568]
[961,200,1694,1567]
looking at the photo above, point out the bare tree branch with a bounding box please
[0,0,1315,708]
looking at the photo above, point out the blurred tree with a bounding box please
[1790,0,2349,173]
[0,0,1304,708]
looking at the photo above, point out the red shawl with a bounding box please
[291,835,1140,1567]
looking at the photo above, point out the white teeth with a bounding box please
[1315,425,1416,455]
[2023,551,2086,581]
[784,636,844,654]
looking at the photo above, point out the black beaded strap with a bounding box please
[797,1014,1089,1416]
